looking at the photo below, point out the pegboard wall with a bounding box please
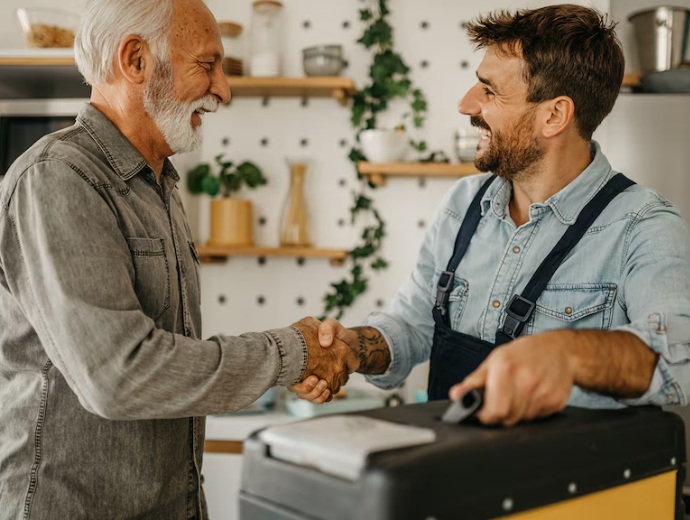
[3,0,690,400]
[190,0,618,398]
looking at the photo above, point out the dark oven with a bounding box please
[0,99,83,176]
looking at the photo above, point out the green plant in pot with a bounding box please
[187,154,267,247]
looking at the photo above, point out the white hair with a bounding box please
[74,0,174,86]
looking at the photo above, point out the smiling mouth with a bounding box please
[470,116,492,145]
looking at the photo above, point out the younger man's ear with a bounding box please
[541,96,575,139]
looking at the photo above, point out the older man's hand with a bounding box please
[290,317,359,400]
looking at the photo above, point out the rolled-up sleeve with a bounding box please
[363,204,445,389]
[615,201,690,406]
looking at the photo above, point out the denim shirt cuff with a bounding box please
[363,314,407,389]
[267,327,307,387]
[614,317,686,406]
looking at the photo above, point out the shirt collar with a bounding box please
[480,141,614,225]
[76,102,179,184]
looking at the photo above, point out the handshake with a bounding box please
[289,317,362,403]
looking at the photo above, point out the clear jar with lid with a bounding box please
[249,0,283,77]
[218,21,244,76]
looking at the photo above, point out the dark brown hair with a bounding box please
[466,4,624,140]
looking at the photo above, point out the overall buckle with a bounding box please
[500,294,536,339]
[434,270,455,315]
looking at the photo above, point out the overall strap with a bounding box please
[434,175,496,325]
[495,173,635,344]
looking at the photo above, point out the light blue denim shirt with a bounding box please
[365,142,690,408]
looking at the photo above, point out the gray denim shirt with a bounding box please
[0,103,307,519]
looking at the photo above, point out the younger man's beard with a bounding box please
[472,109,545,181]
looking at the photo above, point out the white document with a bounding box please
[258,415,436,481]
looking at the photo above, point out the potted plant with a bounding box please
[187,154,267,247]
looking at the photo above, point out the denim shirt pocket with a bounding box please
[527,283,617,334]
[126,237,171,321]
[431,270,470,329]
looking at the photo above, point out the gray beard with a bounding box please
[143,60,205,154]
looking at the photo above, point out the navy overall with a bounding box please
[427,173,635,400]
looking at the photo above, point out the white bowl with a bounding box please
[359,129,408,163]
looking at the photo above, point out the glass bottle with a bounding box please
[249,0,284,77]
[280,162,311,247]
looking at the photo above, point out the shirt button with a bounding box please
[565,307,573,315]
[513,246,521,254]
[492,300,501,308]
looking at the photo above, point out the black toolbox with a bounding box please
[239,401,686,520]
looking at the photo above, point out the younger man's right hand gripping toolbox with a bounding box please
[239,401,686,520]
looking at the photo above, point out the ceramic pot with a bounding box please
[207,198,254,247]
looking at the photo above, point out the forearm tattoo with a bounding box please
[352,327,391,375]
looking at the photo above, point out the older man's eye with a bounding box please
[483,87,494,97]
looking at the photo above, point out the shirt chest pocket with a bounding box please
[431,271,470,329]
[126,237,171,321]
[527,283,617,335]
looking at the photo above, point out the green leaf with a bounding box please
[378,0,390,17]
[201,175,220,197]
[350,147,366,161]
[237,161,267,188]
[186,163,210,194]
[359,8,372,21]
[352,244,375,258]
[371,258,389,270]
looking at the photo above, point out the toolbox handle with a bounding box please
[441,388,484,424]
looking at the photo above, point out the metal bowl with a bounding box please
[628,6,690,74]
[302,45,344,76]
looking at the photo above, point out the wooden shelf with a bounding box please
[622,72,641,88]
[196,245,348,266]
[358,162,479,186]
[204,439,243,454]
[0,55,75,67]
[0,52,356,103]
[226,76,356,105]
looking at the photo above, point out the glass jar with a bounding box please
[249,0,283,77]
[218,21,244,76]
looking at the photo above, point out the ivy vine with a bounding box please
[321,0,429,319]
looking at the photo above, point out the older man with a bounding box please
[294,4,690,426]
[0,0,356,518]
